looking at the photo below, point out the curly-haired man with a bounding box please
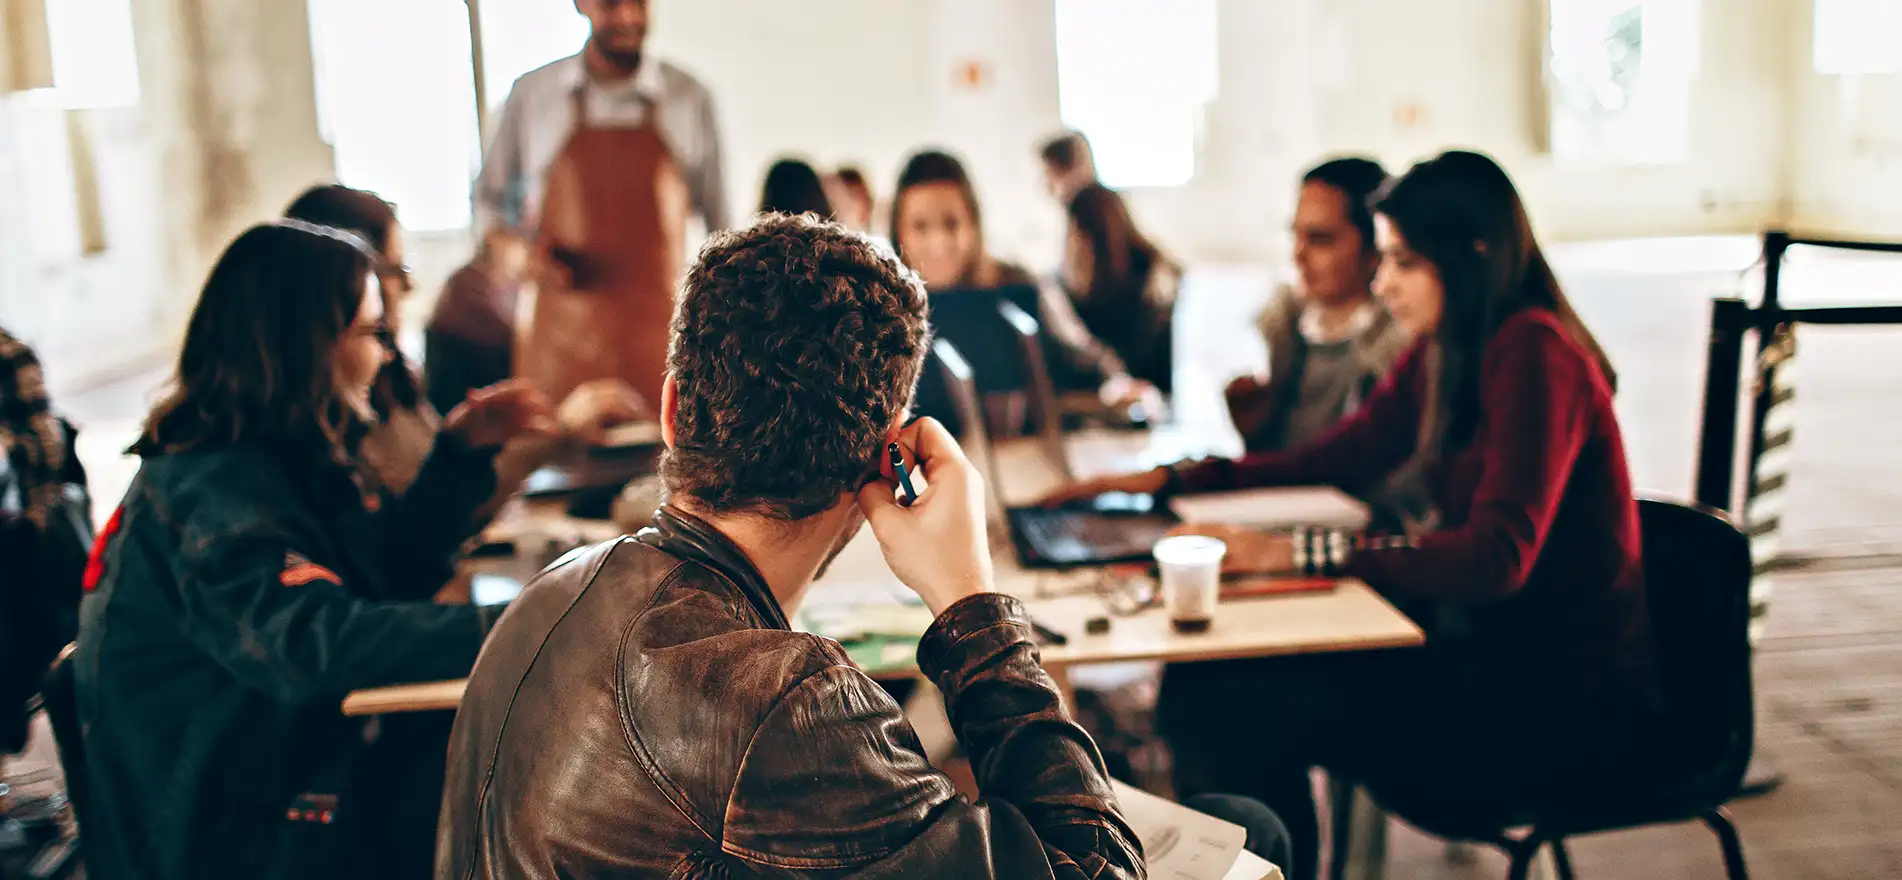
[438,214,1144,878]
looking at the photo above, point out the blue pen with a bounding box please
[889,442,919,507]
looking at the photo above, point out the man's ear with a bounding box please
[660,374,679,449]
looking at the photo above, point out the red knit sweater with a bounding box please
[1180,309,1658,707]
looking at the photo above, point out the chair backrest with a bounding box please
[41,643,91,845]
[1635,497,1754,791]
[930,340,1010,533]
[997,300,1074,481]
[924,284,1041,396]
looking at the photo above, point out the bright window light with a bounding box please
[1547,0,1700,166]
[477,0,590,113]
[1054,0,1218,189]
[307,0,481,232]
[40,0,141,109]
[1813,0,1902,75]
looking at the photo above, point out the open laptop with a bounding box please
[1004,494,1180,569]
[924,338,1171,570]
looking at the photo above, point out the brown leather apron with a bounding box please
[516,87,689,404]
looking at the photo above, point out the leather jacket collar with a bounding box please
[634,504,790,631]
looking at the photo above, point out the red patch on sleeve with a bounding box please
[82,505,125,592]
[280,552,342,588]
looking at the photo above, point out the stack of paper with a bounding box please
[1170,486,1369,530]
[1111,781,1283,880]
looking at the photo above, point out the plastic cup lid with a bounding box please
[1153,534,1227,566]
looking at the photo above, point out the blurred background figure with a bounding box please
[828,166,876,234]
[756,157,834,218]
[1038,130,1097,207]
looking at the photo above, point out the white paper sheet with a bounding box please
[1113,781,1281,880]
[1169,486,1369,530]
[1224,850,1281,880]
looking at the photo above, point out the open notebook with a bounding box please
[1112,781,1284,880]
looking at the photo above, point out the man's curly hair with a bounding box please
[662,214,930,520]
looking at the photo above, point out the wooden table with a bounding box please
[343,429,1424,716]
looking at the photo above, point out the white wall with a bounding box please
[639,0,1812,268]
[0,0,336,392]
[27,0,1902,391]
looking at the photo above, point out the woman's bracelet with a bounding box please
[1289,526,1415,577]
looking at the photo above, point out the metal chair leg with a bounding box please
[1703,807,1752,880]
[1505,840,1538,880]
[1549,838,1577,880]
[1325,778,1354,880]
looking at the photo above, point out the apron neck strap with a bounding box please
[571,78,660,132]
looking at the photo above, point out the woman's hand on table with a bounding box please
[1035,467,1171,508]
[556,379,651,444]
[1167,523,1294,576]
[1098,374,1161,411]
[445,379,559,449]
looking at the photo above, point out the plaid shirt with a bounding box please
[0,327,65,526]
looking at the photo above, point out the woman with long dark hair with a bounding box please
[1042,151,1655,880]
[1061,184,1179,393]
[889,150,1156,419]
[73,221,556,880]
[285,184,645,502]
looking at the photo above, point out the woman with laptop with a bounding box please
[1040,150,1659,880]
[889,150,1157,425]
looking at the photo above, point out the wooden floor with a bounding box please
[26,237,1902,878]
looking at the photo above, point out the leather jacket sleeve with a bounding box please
[723,594,1143,878]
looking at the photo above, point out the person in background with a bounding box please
[889,150,1155,420]
[74,222,558,880]
[285,184,645,503]
[1039,130,1098,206]
[756,157,833,218]
[1041,151,1656,880]
[440,215,1153,878]
[828,165,876,234]
[1226,158,1411,453]
[284,185,435,493]
[1061,184,1180,395]
[476,0,727,406]
[0,325,88,759]
[426,228,532,417]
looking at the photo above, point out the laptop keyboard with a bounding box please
[1018,511,1172,565]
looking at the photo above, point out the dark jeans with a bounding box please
[347,710,456,879]
[1159,648,1652,880]
[1182,793,1295,878]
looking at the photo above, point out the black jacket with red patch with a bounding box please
[73,432,502,880]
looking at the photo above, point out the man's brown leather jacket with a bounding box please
[437,506,1144,878]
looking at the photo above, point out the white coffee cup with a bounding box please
[1153,535,1226,631]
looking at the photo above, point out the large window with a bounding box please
[307,0,481,232]
[306,0,586,232]
[476,0,589,113]
[1053,0,1217,189]
[1546,0,1699,166]
[41,0,141,109]
[1813,0,1902,75]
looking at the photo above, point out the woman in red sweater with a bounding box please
[1045,150,1660,880]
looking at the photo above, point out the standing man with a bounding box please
[475,0,729,406]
